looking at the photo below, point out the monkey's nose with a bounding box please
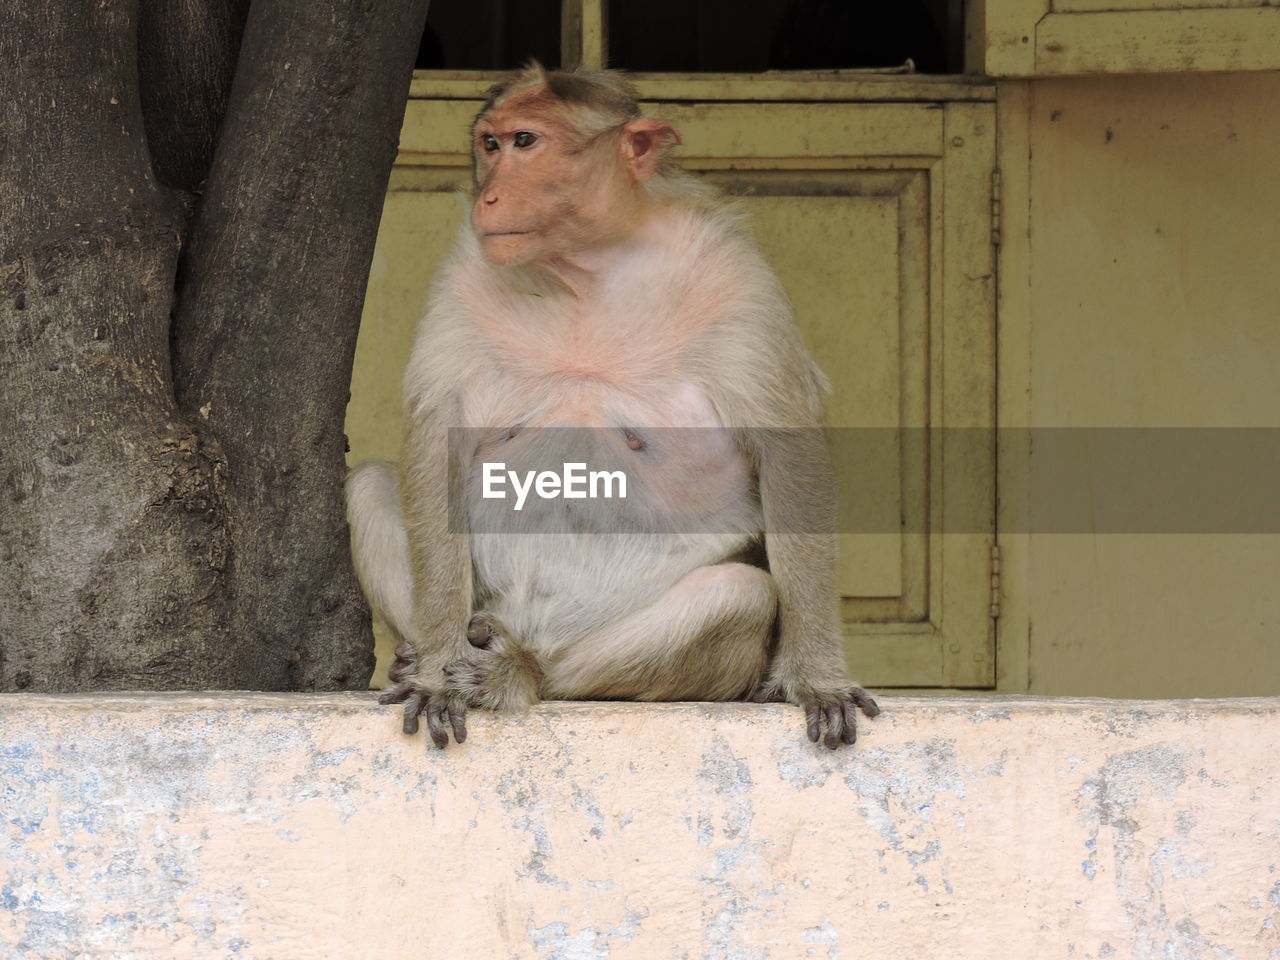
[483,193,499,205]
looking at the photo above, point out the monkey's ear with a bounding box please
[622,118,682,183]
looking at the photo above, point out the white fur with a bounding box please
[344,461,412,644]
[388,204,815,661]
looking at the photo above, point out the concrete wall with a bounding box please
[2,693,1278,958]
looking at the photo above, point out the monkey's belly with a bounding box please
[466,414,763,653]
[471,532,758,655]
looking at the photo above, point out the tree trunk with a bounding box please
[0,0,429,691]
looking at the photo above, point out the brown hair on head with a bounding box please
[474,61,644,146]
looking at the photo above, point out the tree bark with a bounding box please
[138,0,251,193]
[0,0,428,691]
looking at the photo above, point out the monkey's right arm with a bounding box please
[384,396,478,746]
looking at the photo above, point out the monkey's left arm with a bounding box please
[748,426,880,748]
[701,305,880,748]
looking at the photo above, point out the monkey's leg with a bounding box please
[546,562,777,702]
[345,461,420,699]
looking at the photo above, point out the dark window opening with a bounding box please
[417,0,561,71]
[413,0,964,76]
[608,0,960,75]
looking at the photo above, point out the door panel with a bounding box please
[705,178,921,607]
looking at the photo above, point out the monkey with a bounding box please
[345,63,880,750]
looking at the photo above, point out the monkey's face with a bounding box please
[470,102,633,267]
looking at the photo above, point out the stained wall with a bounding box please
[997,71,1280,696]
[2,694,1277,957]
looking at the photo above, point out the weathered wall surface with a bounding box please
[2,694,1278,959]
[997,71,1280,697]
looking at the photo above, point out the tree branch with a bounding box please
[171,0,430,687]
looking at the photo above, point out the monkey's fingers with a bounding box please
[750,682,786,703]
[424,701,450,752]
[387,658,415,683]
[402,691,428,735]
[379,682,415,706]
[823,704,845,750]
[804,702,822,743]
[466,615,493,649]
[447,699,468,744]
[851,686,881,718]
[840,700,859,745]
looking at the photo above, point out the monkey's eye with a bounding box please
[481,134,499,152]
[513,131,538,148]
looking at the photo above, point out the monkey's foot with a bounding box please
[753,680,880,750]
[442,613,544,711]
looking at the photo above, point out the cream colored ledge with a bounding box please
[1,694,1277,958]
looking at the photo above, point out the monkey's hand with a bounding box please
[751,679,881,749]
[377,641,468,747]
[443,612,544,713]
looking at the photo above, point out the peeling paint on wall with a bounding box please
[1,694,1278,959]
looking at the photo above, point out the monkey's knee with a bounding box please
[650,563,776,701]
[699,565,776,698]
[678,563,777,629]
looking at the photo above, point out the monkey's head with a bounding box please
[469,63,681,267]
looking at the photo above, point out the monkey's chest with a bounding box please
[465,378,755,531]
[464,378,763,639]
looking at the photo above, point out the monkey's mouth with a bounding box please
[484,231,532,237]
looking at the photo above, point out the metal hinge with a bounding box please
[990,167,1002,247]
[989,541,1002,620]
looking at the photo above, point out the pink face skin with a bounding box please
[470,93,678,277]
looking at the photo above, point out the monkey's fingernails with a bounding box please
[804,703,821,743]
[841,701,858,745]
[824,704,843,750]
[394,642,414,660]
[447,701,467,744]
